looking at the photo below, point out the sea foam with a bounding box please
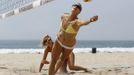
[0,48,134,54]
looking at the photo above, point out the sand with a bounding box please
[0,52,134,75]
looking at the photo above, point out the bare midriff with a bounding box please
[57,31,77,47]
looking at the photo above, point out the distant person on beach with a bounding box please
[48,3,98,75]
[39,35,90,72]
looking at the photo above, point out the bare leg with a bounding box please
[54,48,73,73]
[59,59,68,73]
[48,41,62,75]
[68,52,91,72]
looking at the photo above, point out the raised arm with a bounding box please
[77,15,98,27]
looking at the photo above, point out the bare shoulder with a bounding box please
[62,13,69,18]
[76,19,82,27]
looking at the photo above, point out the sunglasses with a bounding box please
[47,38,51,42]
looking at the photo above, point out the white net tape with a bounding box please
[0,0,55,19]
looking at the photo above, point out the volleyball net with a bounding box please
[0,0,55,19]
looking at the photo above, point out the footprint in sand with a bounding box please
[0,66,8,69]
[42,68,48,71]
[56,72,75,75]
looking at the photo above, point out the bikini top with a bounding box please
[61,23,77,34]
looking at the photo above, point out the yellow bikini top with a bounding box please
[61,24,77,34]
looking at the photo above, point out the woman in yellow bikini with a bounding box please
[48,3,98,75]
[39,35,91,72]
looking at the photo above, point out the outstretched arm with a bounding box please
[77,15,98,27]
[42,47,50,63]
[39,47,50,72]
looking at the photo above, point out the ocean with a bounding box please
[0,40,134,53]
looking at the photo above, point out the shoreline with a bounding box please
[0,48,134,54]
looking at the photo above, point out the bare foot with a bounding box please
[58,70,68,73]
[85,68,96,73]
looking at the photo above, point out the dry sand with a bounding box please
[0,52,134,75]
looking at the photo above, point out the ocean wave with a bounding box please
[0,48,134,54]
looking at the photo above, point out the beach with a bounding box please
[0,52,134,75]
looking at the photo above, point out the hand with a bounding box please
[41,60,49,64]
[90,15,98,22]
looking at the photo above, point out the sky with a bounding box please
[0,0,134,40]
